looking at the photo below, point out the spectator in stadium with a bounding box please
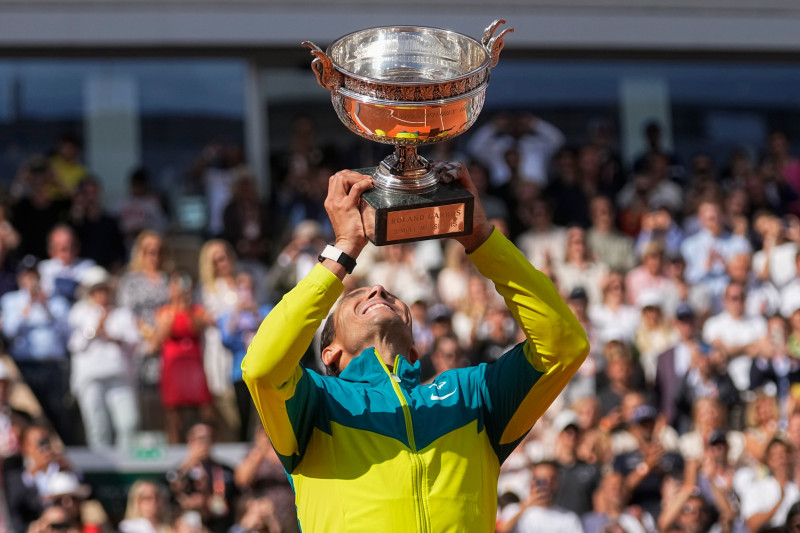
[117,168,169,251]
[150,272,215,444]
[119,480,172,533]
[117,230,170,430]
[10,155,71,260]
[613,404,685,519]
[703,281,767,392]
[219,272,272,442]
[26,504,82,533]
[546,147,591,228]
[633,291,678,383]
[625,241,673,309]
[466,113,564,189]
[678,397,745,466]
[436,240,473,310]
[499,461,583,533]
[585,195,635,272]
[654,304,701,430]
[118,231,170,333]
[67,266,140,449]
[635,203,684,261]
[765,130,800,202]
[583,471,653,533]
[752,212,798,291]
[451,273,500,348]
[658,486,720,533]
[749,314,800,403]
[68,178,125,271]
[3,424,72,533]
[724,251,781,319]
[221,172,275,281]
[233,429,298,533]
[49,133,87,199]
[37,224,95,303]
[514,196,567,275]
[427,334,465,380]
[550,410,601,516]
[267,219,326,301]
[739,437,800,531]
[743,391,781,466]
[1,256,73,444]
[597,340,641,417]
[610,391,680,456]
[680,200,751,289]
[166,423,237,533]
[695,430,744,532]
[366,243,436,307]
[198,239,239,442]
[227,496,280,533]
[555,226,609,307]
[589,273,640,349]
[674,343,739,435]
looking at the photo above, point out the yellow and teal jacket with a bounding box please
[242,229,589,533]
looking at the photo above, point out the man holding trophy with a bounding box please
[242,21,589,532]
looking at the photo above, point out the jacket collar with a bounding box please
[339,347,421,386]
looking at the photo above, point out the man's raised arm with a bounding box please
[449,164,589,455]
[241,171,372,464]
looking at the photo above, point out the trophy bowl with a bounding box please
[303,20,512,244]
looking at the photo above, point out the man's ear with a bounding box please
[321,343,344,375]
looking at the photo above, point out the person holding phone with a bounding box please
[496,461,584,533]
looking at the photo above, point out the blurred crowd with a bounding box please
[0,112,799,533]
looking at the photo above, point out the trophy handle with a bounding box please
[302,41,342,92]
[481,20,514,69]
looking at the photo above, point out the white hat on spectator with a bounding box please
[552,409,579,433]
[46,471,91,500]
[636,289,664,310]
[781,285,800,319]
[80,265,110,291]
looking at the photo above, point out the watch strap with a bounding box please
[318,244,357,274]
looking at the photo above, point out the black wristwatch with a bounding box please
[318,244,357,274]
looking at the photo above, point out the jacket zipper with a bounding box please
[375,351,431,533]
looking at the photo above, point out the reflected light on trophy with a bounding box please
[303,20,513,245]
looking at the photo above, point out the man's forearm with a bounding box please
[469,228,589,372]
[241,264,343,390]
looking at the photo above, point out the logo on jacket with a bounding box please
[428,381,456,401]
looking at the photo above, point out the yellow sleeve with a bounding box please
[469,228,590,445]
[241,263,343,458]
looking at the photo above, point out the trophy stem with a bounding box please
[373,145,438,194]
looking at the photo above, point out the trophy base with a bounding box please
[356,167,474,246]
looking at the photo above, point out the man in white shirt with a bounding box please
[501,461,584,533]
[467,114,564,188]
[37,224,95,302]
[702,281,766,391]
[740,437,800,532]
[680,201,750,289]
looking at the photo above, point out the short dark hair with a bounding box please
[320,312,338,377]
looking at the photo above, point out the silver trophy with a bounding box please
[303,20,512,245]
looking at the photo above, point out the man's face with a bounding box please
[530,464,558,503]
[724,285,746,318]
[765,441,792,476]
[333,285,414,364]
[699,203,722,235]
[49,229,76,265]
[187,424,213,460]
